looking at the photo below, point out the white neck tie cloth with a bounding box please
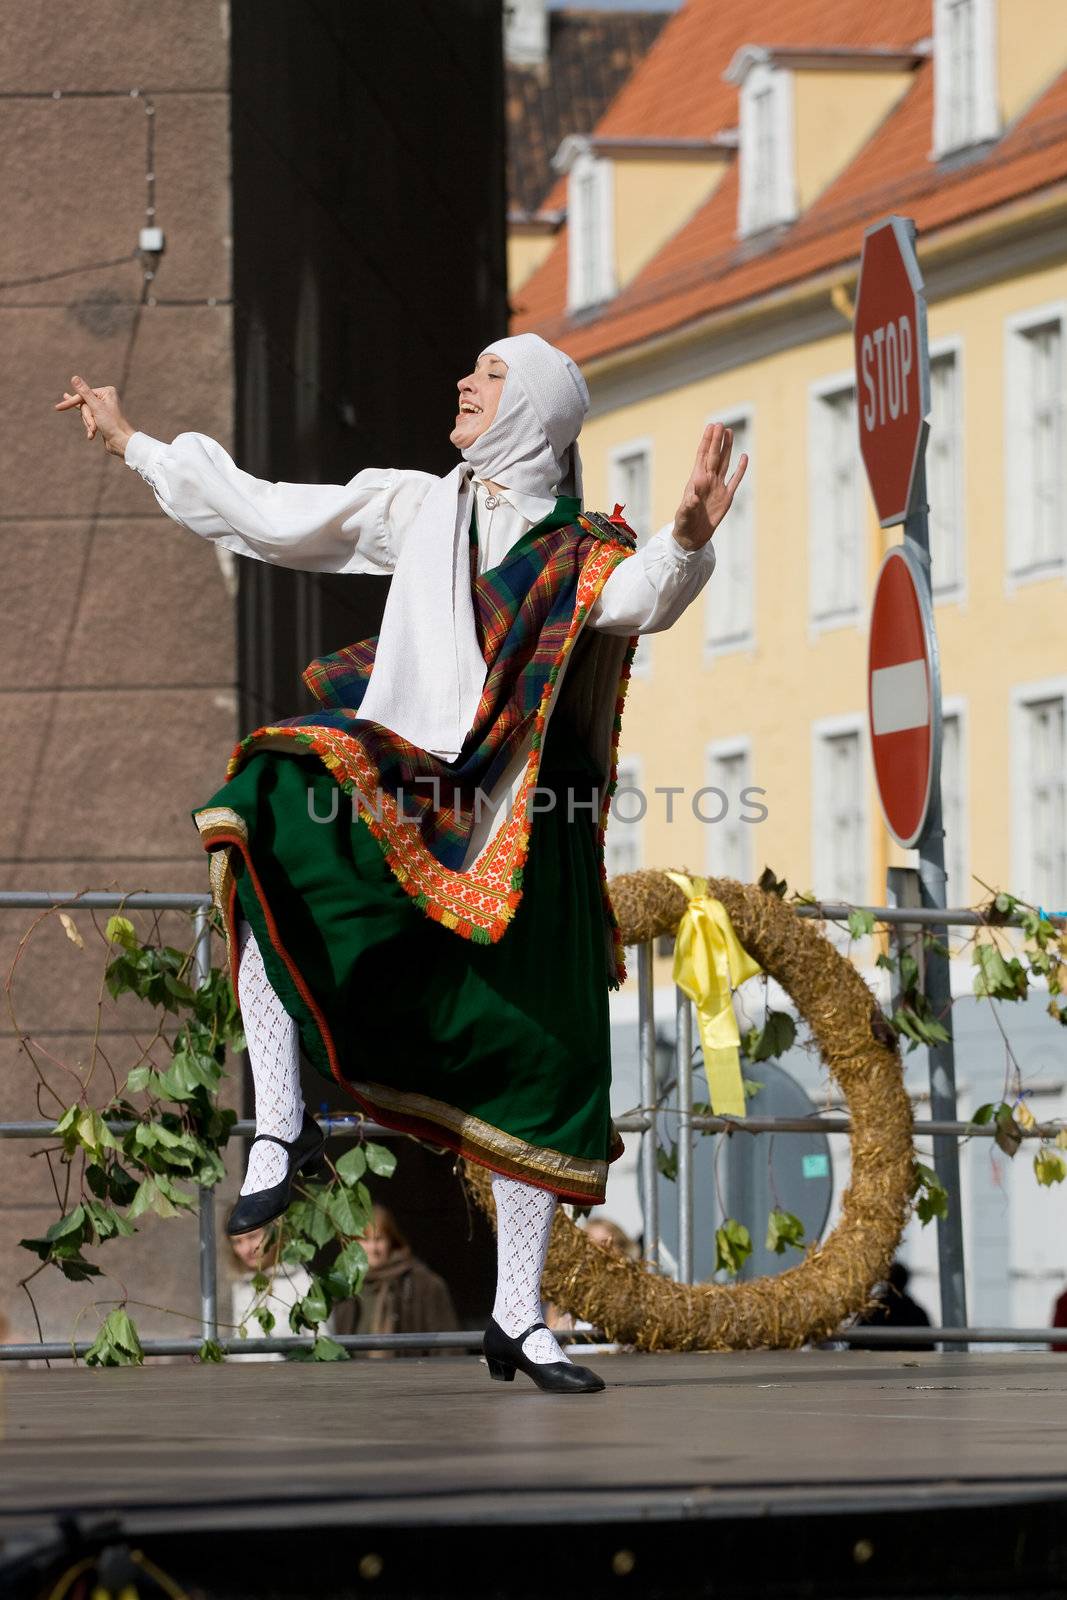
[355,335,590,760]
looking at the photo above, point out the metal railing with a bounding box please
[1,889,1062,1360]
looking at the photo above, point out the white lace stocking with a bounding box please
[491,1173,572,1366]
[236,919,305,1194]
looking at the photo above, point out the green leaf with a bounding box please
[749,1011,796,1062]
[252,1306,277,1336]
[56,1252,102,1282]
[364,1142,397,1178]
[911,1161,950,1225]
[973,943,1028,1001]
[765,1208,806,1255]
[848,907,876,939]
[105,915,138,949]
[126,1174,184,1219]
[197,1339,225,1363]
[326,1185,366,1237]
[969,1102,997,1126]
[335,1145,367,1185]
[287,1197,335,1249]
[46,1204,88,1242]
[656,1143,678,1181]
[330,1239,368,1298]
[84,1200,135,1241]
[308,1334,349,1362]
[994,1104,1023,1158]
[292,1277,330,1331]
[758,866,788,898]
[84,1307,144,1367]
[714,1218,752,1277]
[1034,1148,1067,1187]
[280,1236,316,1266]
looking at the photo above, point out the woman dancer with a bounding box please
[55,335,747,1392]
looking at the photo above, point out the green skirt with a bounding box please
[194,714,620,1202]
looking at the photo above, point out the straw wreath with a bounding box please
[464,869,914,1350]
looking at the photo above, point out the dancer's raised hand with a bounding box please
[671,422,749,551]
[53,375,136,457]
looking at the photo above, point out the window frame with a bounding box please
[932,0,999,159]
[808,369,865,637]
[1010,677,1067,912]
[927,335,967,607]
[705,736,755,884]
[738,60,796,238]
[608,437,655,679]
[703,404,756,660]
[938,695,970,910]
[810,711,869,910]
[566,146,616,314]
[605,753,645,879]
[1004,301,1067,590]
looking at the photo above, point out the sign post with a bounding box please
[856,215,967,1335]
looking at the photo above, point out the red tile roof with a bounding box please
[507,9,668,214]
[512,0,1067,365]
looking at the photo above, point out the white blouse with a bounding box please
[124,430,716,636]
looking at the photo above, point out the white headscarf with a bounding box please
[355,334,589,760]
[463,333,588,500]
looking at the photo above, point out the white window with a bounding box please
[567,147,615,313]
[605,756,644,879]
[933,0,998,156]
[939,703,968,907]
[706,741,754,884]
[705,411,754,652]
[1006,307,1066,579]
[1014,690,1067,910]
[809,378,863,626]
[812,720,867,905]
[928,346,965,598]
[609,441,654,677]
[738,62,796,237]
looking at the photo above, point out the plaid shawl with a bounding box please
[262,503,632,870]
[215,503,639,969]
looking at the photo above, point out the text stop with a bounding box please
[859,315,914,431]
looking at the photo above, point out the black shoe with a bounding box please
[483,1316,606,1394]
[225,1109,327,1236]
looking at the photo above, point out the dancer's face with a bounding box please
[450,352,508,448]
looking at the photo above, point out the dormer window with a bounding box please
[933,0,998,156]
[737,59,796,237]
[565,142,615,312]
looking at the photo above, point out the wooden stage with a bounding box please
[4,1349,1067,1597]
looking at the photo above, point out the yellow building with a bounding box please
[511,0,1067,987]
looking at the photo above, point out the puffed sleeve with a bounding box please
[585,522,716,635]
[123,429,437,576]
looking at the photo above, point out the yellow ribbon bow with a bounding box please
[664,871,763,1118]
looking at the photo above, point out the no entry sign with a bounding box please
[867,543,941,848]
[854,216,930,526]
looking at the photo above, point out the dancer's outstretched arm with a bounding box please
[53,374,435,576]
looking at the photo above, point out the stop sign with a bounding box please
[867,543,941,848]
[854,216,930,526]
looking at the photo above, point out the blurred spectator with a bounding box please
[585,1216,640,1261]
[544,1215,638,1349]
[1050,1284,1067,1351]
[227,1223,333,1360]
[849,1260,936,1351]
[332,1204,459,1356]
